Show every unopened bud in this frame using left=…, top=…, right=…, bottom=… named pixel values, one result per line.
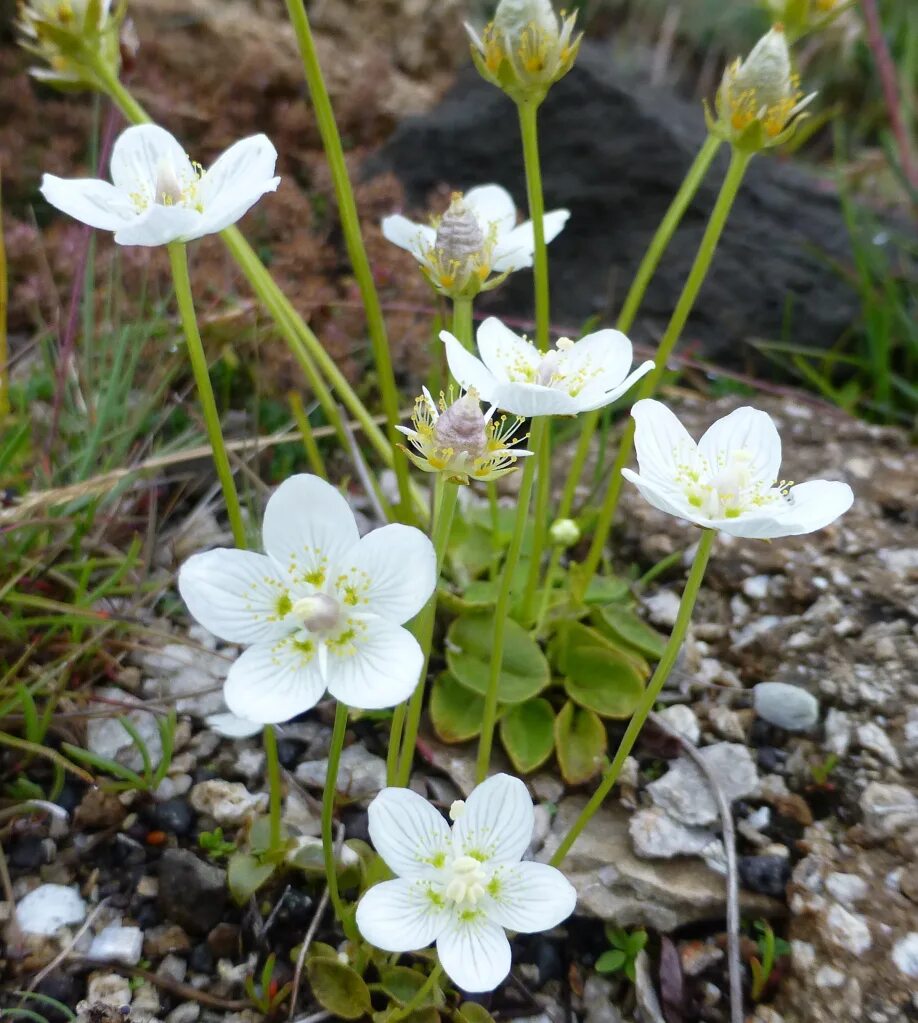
left=549, top=518, right=581, bottom=547
left=734, top=25, right=792, bottom=111
left=433, top=392, right=489, bottom=460
left=494, top=0, right=559, bottom=42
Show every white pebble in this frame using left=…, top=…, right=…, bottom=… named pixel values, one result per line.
left=891, top=933, right=918, bottom=978
left=15, top=884, right=86, bottom=936
left=753, top=682, right=819, bottom=731
left=88, top=925, right=144, bottom=965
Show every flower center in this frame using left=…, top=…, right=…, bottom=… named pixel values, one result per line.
left=533, top=337, right=587, bottom=391
left=154, top=160, right=187, bottom=206
left=444, top=855, right=489, bottom=907
left=290, top=593, right=343, bottom=634
left=676, top=448, right=783, bottom=519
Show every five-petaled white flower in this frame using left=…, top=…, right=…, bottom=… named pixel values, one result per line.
left=442, top=316, right=653, bottom=417
left=356, top=774, right=576, bottom=993
left=382, top=185, right=568, bottom=299
left=178, top=475, right=437, bottom=723
left=621, top=400, right=854, bottom=538
left=40, top=124, right=280, bottom=247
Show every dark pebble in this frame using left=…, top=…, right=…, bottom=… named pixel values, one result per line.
left=748, top=719, right=777, bottom=747
left=113, top=834, right=147, bottom=866
left=756, top=747, right=788, bottom=773
left=53, top=782, right=84, bottom=815
left=189, top=942, right=215, bottom=974
left=739, top=854, right=791, bottom=898
left=35, top=973, right=79, bottom=1020
left=276, top=738, right=304, bottom=770
left=341, top=807, right=370, bottom=843
left=192, top=767, right=218, bottom=784
left=153, top=798, right=196, bottom=836
left=158, top=849, right=227, bottom=934
left=273, top=888, right=314, bottom=927
left=532, top=937, right=563, bottom=986
left=207, top=921, right=241, bottom=958
left=10, top=835, right=46, bottom=869
left=136, top=900, right=161, bottom=929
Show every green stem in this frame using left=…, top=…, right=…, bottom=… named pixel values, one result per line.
left=576, top=148, right=751, bottom=597
left=390, top=963, right=444, bottom=1022
left=452, top=296, right=474, bottom=351
left=518, top=101, right=549, bottom=351
left=519, top=418, right=551, bottom=625
left=395, top=479, right=460, bottom=787
left=386, top=702, right=407, bottom=785
left=167, top=242, right=246, bottom=548
left=288, top=391, right=327, bottom=478
left=322, top=701, right=350, bottom=923
left=282, top=0, right=413, bottom=523
left=475, top=417, right=547, bottom=783
left=262, top=725, right=284, bottom=857
left=550, top=528, right=716, bottom=866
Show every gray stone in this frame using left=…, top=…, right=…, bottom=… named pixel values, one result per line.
left=582, top=974, right=625, bottom=1023
left=541, top=799, right=777, bottom=932
left=86, top=973, right=132, bottom=1009
left=189, top=780, right=265, bottom=826
left=295, top=743, right=387, bottom=800
left=707, top=705, right=745, bottom=742
left=657, top=704, right=700, bottom=745
left=15, top=884, right=86, bottom=936
left=859, top=782, right=918, bottom=838
left=647, top=743, right=758, bottom=827
left=824, top=873, right=868, bottom=908
left=629, top=807, right=721, bottom=861
left=825, top=903, right=871, bottom=955
left=88, top=925, right=144, bottom=965
left=823, top=708, right=852, bottom=757
left=856, top=722, right=901, bottom=768
left=165, top=1004, right=200, bottom=1023
left=86, top=687, right=163, bottom=772
left=157, top=850, right=227, bottom=935
left=753, top=683, right=819, bottom=732
left=891, top=933, right=918, bottom=979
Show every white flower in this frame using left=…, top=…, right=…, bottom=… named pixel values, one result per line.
left=205, top=712, right=264, bottom=739
left=40, top=124, right=280, bottom=247
left=383, top=186, right=568, bottom=299
left=356, top=774, right=576, bottom=993
left=709, top=25, right=815, bottom=149
left=442, top=316, right=653, bottom=417
left=396, top=387, right=532, bottom=484
left=178, top=474, right=437, bottom=723
left=621, top=400, right=854, bottom=538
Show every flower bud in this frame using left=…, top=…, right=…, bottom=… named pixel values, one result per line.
left=549, top=518, right=581, bottom=547
left=17, top=0, right=126, bottom=91
left=466, top=0, right=581, bottom=106
left=707, top=25, right=816, bottom=152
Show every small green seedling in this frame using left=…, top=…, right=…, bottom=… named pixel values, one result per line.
left=245, top=953, right=292, bottom=1015
left=595, top=925, right=648, bottom=983
left=810, top=752, right=839, bottom=786
left=198, top=827, right=237, bottom=860
left=750, top=919, right=791, bottom=1001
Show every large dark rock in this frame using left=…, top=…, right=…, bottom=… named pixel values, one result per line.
left=157, top=848, right=227, bottom=935
left=371, top=42, right=860, bottom=370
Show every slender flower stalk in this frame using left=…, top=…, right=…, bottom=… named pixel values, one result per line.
left=576, top=147, right=753, bottom=597
left=452, top=296, right=473, bottom=350
left=322, top=701, right=350, bottom=923
left=519, top=418, right=551, bottom=624
left=539, top=134, right=722, bottom=609
left=0, top=172, right=8, bottom=420
left=262, top=724, right=284, bottom=858
left=550, top=528, right=716, bottom=866
left=475, top=416, right=546, bottom=783
left=167, top=242, right=246, bottom=548
left=390, top=963, right=444, bottom=1022
left=518, top=101, right=550, bottom=352
left=395, top=477, right=460, bottom=787
left=282, top=0, right=414, bottom=523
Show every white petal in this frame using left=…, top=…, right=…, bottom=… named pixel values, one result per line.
left=323, top=615, right=424, bottom=710
left=713, top=479, right=854, bottom=539
left=382, top=214, right=435, bottom=262
left=334, top=524, right=436, bottom=623
left=557, top=329, right=634, bottom=403
left=199, top=135, right=278, bottom=207
left=578, top=360, right=654, bottom=412
left=492, top=381, right=580, bottom=417
left=190, top=176, right=280, bottom=240
left=452, top=773, right=533, bottom=864
left=698, top=406, right=782, bottom=489
left=205, top=712, right=264, bottom=738
left=620, top=468, right=700, bottom=525
left=486, top=861, right=577, bottom=933
left=109, top=124, right=194, bottom=194
left=367, top=786, right=452, bottom=879
left=39, top=175, right=136, bottom=232
left=630, top=399, right=700, bottom=490
left=442, top=331, right=501, bottom=402
left=476, top=317, right=540, bottom=383
left=112, top=203, right=203, bottom=246
left=178, top=548, right=294, bottom=644
left=223, top=637, right=326, bottom=724
left=463, top=184, right=517, bottom=236
left=491, top=208, right=570, bottom=273
left=436, top=916, right=512, bottom=993
left=261, top=474, right=360, bottom=590
left=356, top=878, right=447, bottom=952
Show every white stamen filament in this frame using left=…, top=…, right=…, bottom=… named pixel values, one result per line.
left=444, top=855, right=489, bottom=906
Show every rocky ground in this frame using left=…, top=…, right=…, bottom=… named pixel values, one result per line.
left=2, top=393, right=916, bottom=1023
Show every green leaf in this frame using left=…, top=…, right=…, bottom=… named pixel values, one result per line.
left=500, top=698, right=555, bottom=773
left=306, top=958, right=372, bottom=1020
left=560, top=624, right=645, bottom=719
left=595, top=604, right=667, bottom=660
left=446, top=612, right=550, bottom=705
left=554, top=701, right=606, bottom=784
left=595, top=949, right=626, bottom=974
left=306, top=941, right=339, bottom=961
left=583, top=575, right=631, bottom=604
left=458, top=1003, right=497, bottom=1023
left=379, top=966, right=441, bottom=1008
left=430, top=672, right=484, bottom=743
left=227, top=852, right=275, bottom=904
